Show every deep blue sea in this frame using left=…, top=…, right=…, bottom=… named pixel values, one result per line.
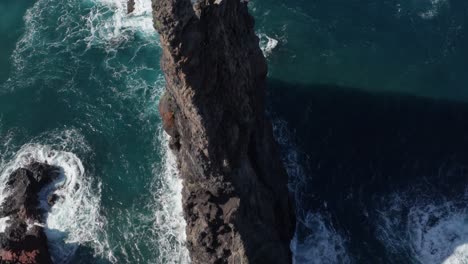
left=0, top=0, right=467, bottom=263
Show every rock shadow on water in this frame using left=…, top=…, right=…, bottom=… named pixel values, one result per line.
left=267, top=79, right=468, bottom=263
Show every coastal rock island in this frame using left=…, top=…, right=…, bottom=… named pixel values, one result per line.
left=0, top=163, right=60, bottom=264
left=153, top=0, right=296, bottom=263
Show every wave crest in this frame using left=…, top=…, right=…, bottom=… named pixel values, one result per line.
left=0, top=130, right=114, bottom=263
left=376, top=192, right=468, bottom=264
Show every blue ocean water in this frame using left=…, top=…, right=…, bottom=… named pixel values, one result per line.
left=0, top=0, right=467, bottom=263
left=0, top=1, right=187, bottom=263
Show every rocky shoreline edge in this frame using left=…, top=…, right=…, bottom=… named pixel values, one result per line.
left=153, top=0, right=296, bottom=263
left=0, top=162, right=60, bottom=264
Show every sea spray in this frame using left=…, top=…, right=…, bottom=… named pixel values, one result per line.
left=151, top=128, right=191, bottom=264
left=87, top=0, right=155, bottom=48
left=271, top=119, right=352, bottom=264
left=2, top=0, right=188, bottom=261
left=291, top=213, right=351, bottom=264
left=148, top=72, right=190, bottom=263
left=259, top=33, right=279, bottom=57
left=376, top=191, right=468, bottom=264
left=418, top=0, right=449, bottom=19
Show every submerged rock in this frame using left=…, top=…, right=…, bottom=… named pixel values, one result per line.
left=153, top=0, right=296, bottom=263
left=0, top=162, right=60, bottom=264
left=47, top=194, right=59, bottom=207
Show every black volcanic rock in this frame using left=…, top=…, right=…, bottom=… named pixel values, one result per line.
left=0, top=162, right=60, bottom=264
left=152, top=0, right=295, bottom=263
left=128, top=0, right=135, bottom=14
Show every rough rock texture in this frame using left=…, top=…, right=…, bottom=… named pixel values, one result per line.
left=152, top=0, right=296, bottom=263
left=128, top=0, right=136, bottom=14
left=0, top=162, right=60, bottom=264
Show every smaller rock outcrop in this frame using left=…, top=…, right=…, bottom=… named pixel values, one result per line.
left=127, top=0, right=136, bottom=14
left=0, top=162, right=60, bottom=264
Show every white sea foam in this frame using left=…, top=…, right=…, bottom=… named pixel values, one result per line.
left=87, top=0, right=162, bottom=110
left=148, top=79, right=190, bottom=263
left=259, top=33, right=279, bottom=57
left=5, top=0, right=180, bottom=262
left=419, top=0, right=448, bottom=19
left=151, top=130, right=191, bottom=264
left=444, top=244, right=468, bottom=264
left=376, top=192, right=468, bottom=264
left=87, top=0, right=156, bottom=49
left=0, top=217, right=10, bottom=233
left=272, top=119, right=306, bottom=194
left=291, top=213, right=351, bottom=264
left=0, top=130, right=114, bottom=263
left=272, top=119, right=351, bottom=264
left=10, top=0, right=158, bottom=80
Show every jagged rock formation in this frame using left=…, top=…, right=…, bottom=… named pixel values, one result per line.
left=152, top=0, right=296, bottom=263
left=128, top=0, right=135, bottom=14
left=0, top=163, right=60, bottom=264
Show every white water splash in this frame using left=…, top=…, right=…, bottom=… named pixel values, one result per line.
left=4, top=0, right=187, bottom=262
left=376, top=192, right=468, bottom=264
left=272, top=119, right=351, bottom=264
left=259, top=33, right=279, bottom=57
left=444, top=244, right=468, bottom=264
left=149, top=79, right=190, bottom=263
left=87, top=0, right=155, bottom=49
left=151, top=130, right=191, bottom=264
left=10, top=0, right=158, bottom=79
left=418, top=0, right=448, bottom=20
left=0, top=217, right=9, bottom=233
left=272, top=119, right=306, bottom=194
left=291, top=213, right=351, bottom=264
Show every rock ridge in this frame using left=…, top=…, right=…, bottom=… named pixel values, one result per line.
left=0, top=162, right=60, bottom=264
left=152, top=0, right=296, bottom=263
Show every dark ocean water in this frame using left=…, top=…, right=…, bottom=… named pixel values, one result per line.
left=0, top=0, right=467, bottom=263
left=254, top=0, right=468, bottom=263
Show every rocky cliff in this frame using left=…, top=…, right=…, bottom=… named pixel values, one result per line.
left=0, top=163, right=59, bottom=264
left=152, top=0, right=296, bottom=263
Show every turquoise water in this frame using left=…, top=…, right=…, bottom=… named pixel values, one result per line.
left=1, top=0, right=468, bottom=263
left=0, top=1, right=187, bottom=263
left=252, top=0, right=468, bottom=101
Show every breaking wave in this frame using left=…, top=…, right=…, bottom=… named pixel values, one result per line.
left=0, top=129, right=114, bottom=263
left=259, top=33, right=279, bottom=57
left=418, top=0, right=448, bottom=20
left=150, top=129, right=191, bottom=264
left=376, top=191, right=468, bottom=264
left=86, top=0, right=156, bottom=48
left=2, top=0, right=189, bottom=261
left=272, top=119, right=352, bottom=264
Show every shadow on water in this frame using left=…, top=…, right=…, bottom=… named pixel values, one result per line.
left=267, top=79, right=468, bottom=263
